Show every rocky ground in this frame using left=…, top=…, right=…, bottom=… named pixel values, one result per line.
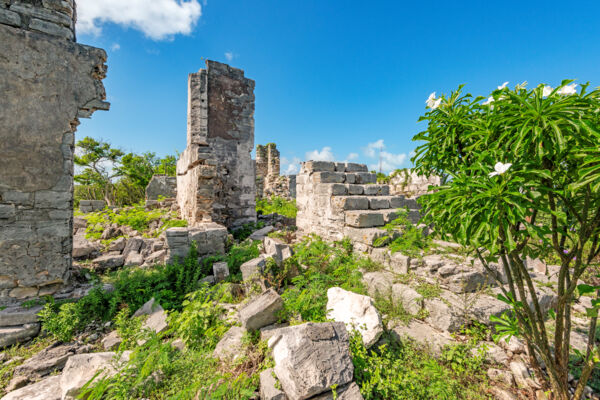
left=1, top=206, right=599, bottom=400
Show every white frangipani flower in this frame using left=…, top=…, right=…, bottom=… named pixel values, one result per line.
left=498, top=81, right=509, bottom=90
left=482, top=96, right=495, bottom=105
left=542, top=86, right=553, bottom=97
left=489, top=162, right=512, bottom=177
left=557, top=83, right=577, bottom=96
left=426, top=92, right=442, bottom=109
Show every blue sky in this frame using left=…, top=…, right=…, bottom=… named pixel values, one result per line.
left=76, top=0, right=600, bottom=174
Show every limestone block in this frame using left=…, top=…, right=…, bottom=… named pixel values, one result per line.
left=362, top=271, right=395, bottom=297
left=213, top=326, right=246, bottom=362
left=132, top=297, right=162, bottom=318
left=347, top=184, right=364, bottom=195
left=424, top=295, right=464, bottom=332
left=91, top=254, right=124, bottom=270
left=61, top=352, right=131, bottom=400
left=144, top=250, right=166, bottom=265
left=124, top=251, right=144, bottom=267
left=312, top=171, right=346, bottom=184
left=334, top=162, right=346, bottom=172
left=389, top=252, right=409, bottom=274
left=260, top=368, right=287, bottom=400
left=355, top=172, right=376, bottom=184
left=0, top=8, right=21, bottom=26
left=345, top=163, right=368, bottom=172
left=369, top=197, right=390, bottom=210
left=509, top=360, right=531, bottom=389
left=326, top=287, right=383, bottom=347
left=241, top=256, right=266, bottom=281
left=332, top=196, right=369, bottom=211
left=0, top=323, right=40, bottom=348
left=108, top=237, right=126, bottom=252
left=249, top=225, right=274, bottom=241
left=239, top=289, right=283, bottom=331
left=344, top=210, right=385, bottom=228
left=14, top=342, right=80, bottom=378
left=0, top=306, right=40, bottom=327
left=213, top=262, right=229, bottom=282
left=345, top=173, right=356, bottom=184
left=1, top=375, right=61, bottom=400
left=363, top=185, right=390, bottom=196
left=145, top=175, right=177, bottom=200
left=390, top=320, right=456, bottom=356
left=303, top=161, right=335, bottom=173
left=391, top=283, right=423, bottom=315
left=472, top=342, right=509, bottom=365
left=310, top=382, right=364, bottom=400
left=268, top=322, right=354, bottom=400
left=101, top=331, right=122, bottom=350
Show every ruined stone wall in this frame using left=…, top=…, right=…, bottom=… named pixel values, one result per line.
left=0, top=0, right=109, bottom=304
left=389, top=170, right=440, bottom=197
left=177, top=61, right=256, bottom=228
left=255, top=143, right=296, bottom=199
left=296, top=161, right=421, bottom=252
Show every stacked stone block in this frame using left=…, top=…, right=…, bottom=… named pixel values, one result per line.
left=0, top=0, right=109, bottom=305
left=145, top=175, right=177, bottom=201
left=296, top=161, right=421, bottom=252
left=389, top=169, right=440, bottom=197
left=177, top=60, right=256, bottom=228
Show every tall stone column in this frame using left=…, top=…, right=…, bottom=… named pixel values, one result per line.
left=0, top=0, right=109, bottom=304
left=177, top=60, right=256, bottom=228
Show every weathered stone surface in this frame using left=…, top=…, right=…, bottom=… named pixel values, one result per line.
left=213, top=261, right=229, bottom=282
left=390, top=319, right=456, bottom=356
left=133, top=297, right=162, bottom=318
left=345, top=211, right=385, bottom=228
left=177, top=60, right=256, bottom=228
left=362, top=271, right=394, bottom=297
left=213, top=326, right=246, bottom=362
left=326, top=287, right=383, bottom=347
left=391, top=283, right=423, bottom=315
left=0, top=306, right=40, bottom=327
left=1, top=375, right=61, bottom=400
left=101, top=330, right=122, bottom=350
left=14, top=342, right=80, bottom=378
left=239, top=289, right=283, bottom=331
left=260, top=368, right=287, bottom=400
left=264, top=237, right=293, bottom=266
left=256, top=143, right=296, bottom=200
left=124, top=251, right=144, bottom=267
left=60, top=352, right=131, bottom=400
left=268, top=322, right=354, bottom=400
left=91, top=254, right=124, bottom=270
left=241, top=256, right=266, bottom=281
left=509, top=360, right=531, bottom=389
left=165, top=224, right=228, bottom=263
left=145, top=175, right=177, bottom=200
left=72, top=234, right=97, bottom=258
left=0, top=21, right=108, bottom=303
left=0, top=324, right=40, bottom=348
left=79, top=200, right=106, bottom=213
left=310, top=382, right=364, bottom=400
left=249, top=225, right=274, bottom=241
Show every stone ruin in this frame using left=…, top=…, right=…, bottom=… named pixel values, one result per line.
left=145, top=175, right=177, bottom=201
left=0, top=0, right=109, bottom=305
left=389, top=169, right=440, bottom=197
left=177, top=60, right=257, bottom=229
left=255, top=143, right=296, bottom=199
left=296, top=161, right=421, bottom=253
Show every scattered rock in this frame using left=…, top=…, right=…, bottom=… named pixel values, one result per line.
left=269, top=322, right=354, bottom=400
left=60, top=352, right=131, bottom=400
left=72, top=235, right=98, bottom=259
left=490, top=387, right=518, bottom=400
left=472, top=342, right=509, bottom=366
left=1, top=375, right=61, bottom=400
left=14, top=342, right=80, bottom=378
left=264, top=237, right=293, bottom=266
left=213, top=326, right=246, bottom=362
left=249, top=225, right=275, bottom=241
left=5, top=375, right=29, bottom=392
left=488, top=367, right=515, bottom=387
left=132, top=298, right=162, bottom=318
left=260, top=323, right=290, bottom=342
left=241, top=256, right=266, bottom=281
left=108, top=237, right=126, bottom=252
left=391, top=283, right=423, bottom=315
left=260, top=368, right=287, bottom=400
left=390, top=319, right=456, bottom=356
left=362, top=271, right=394, bottom=297
left=498, top=336, right=526, bottom=354
left=509, top=360, right=531, bottom=389
left=310, top=382, right=364, bottom=400
left=239, top=289, right=284, bottom=331
left=91, top=254, right=124, bottom=270
left=213, top=262, right=230, bottom=282
left=101, top=331, right=122, bottom=350
left=0, top=306, right=41, bottom=327
left=124, top=251, right=144, bottom=267
left=326, top=287, right=383, bottom=347
left=0, top=323, right=40, bottom=348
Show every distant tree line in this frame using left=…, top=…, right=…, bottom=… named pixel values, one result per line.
left=74, top=136, right=177, bottom=207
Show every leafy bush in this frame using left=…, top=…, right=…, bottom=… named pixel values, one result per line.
left=231, top=221, right=265, bottom=241
left=350, top=332, right=489, bottom=400
left=256, top=196, right=297, bottom=218
left=374, top=208, right=431, bottom=258
left=279, top=236, right=367, bottom=322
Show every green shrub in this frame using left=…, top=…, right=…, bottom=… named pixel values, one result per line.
left=374, top=208, right=431, bottom=258
left=256, top=196, right=297, bottom=218
left=350, top=332, right=489, bottom=400
left=231, top=221, right=265, bottom=241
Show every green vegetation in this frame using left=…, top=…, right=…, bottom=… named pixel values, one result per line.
left=80, top=203, right=187, bottom=240
left=256, top=196, right=297, bottom=218
left=413, top=81, right=600, bottom=398
left=350, top=332, right=489, bottom=399
left=374, top=208, right=431, bottom=258
left=74, top=136, right=177, bottom=207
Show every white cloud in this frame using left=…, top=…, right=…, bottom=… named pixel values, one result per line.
left=224, top=51, right=234, bottom=62
left=110, top=43, right=120, bottom=51
left=362, top=139, right=407, bottom=173
left=77, top=0, right=202, bottom=40
left=347, top=152, right=359, bottom=161
left=281, top=156, right=301, bottom=175
left=305, top=147, right=335, bottom=162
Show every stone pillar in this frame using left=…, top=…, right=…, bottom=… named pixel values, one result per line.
left=177, top=60, right=256, bottom=228
left=266, top=143, right=280, bottom=177
left=0, top=0, right=109, bottom=304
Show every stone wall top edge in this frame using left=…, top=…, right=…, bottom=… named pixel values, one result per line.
left=1, top=0, right=76, bottom=40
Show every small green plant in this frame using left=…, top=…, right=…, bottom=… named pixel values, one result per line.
left=232, top=221, right=265, bottom=241
left=256, top=196, right=297, bottom=218
left=374, top=208, right=431, bottom=258
left=114, top=306, right=144, bottom=349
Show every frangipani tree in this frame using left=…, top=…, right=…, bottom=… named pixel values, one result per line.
left=413, top=81, right=600, bottom=399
